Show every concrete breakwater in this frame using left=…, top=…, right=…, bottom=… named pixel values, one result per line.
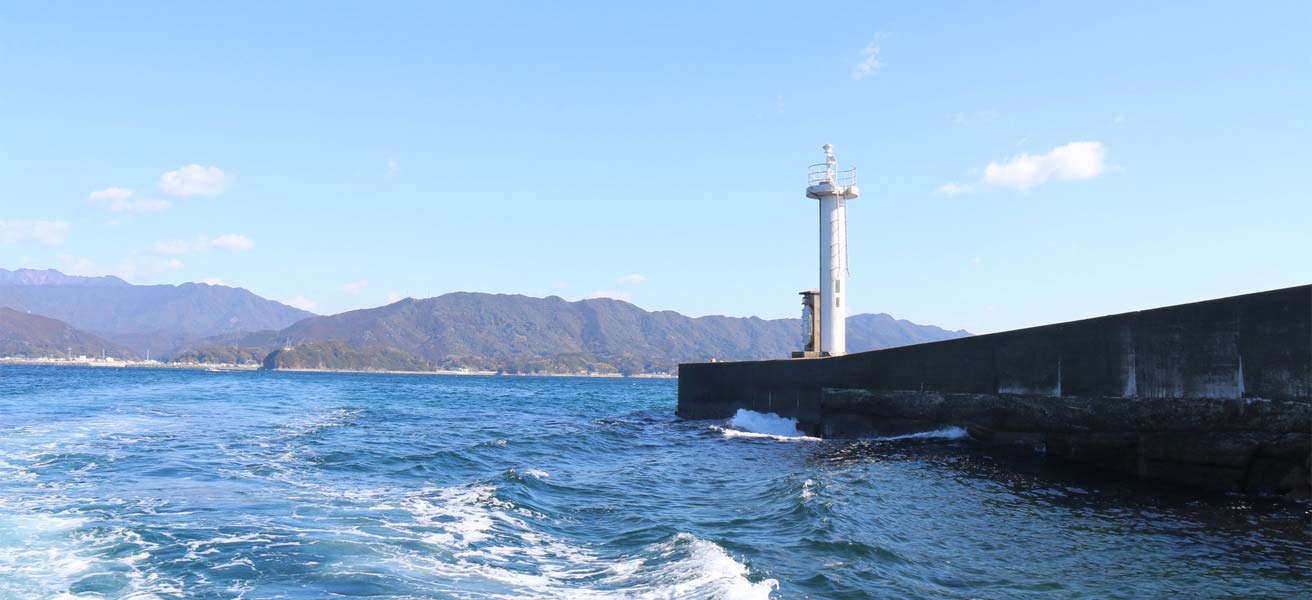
left=678, top=285, right=1311, bottom=496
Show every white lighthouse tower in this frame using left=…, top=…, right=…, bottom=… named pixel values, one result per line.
left=806, top=144, right=859, bottom=356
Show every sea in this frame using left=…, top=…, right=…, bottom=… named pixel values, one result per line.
left=0, top=365, right=1307, bottom=599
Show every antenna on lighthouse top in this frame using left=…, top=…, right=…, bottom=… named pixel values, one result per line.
left=823, top=143, right=836, bottom=166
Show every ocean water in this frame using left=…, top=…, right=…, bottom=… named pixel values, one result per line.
left=0, top=366, right=1307, bottom=599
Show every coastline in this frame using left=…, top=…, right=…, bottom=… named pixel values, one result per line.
left=0, top=358, right=258, bottom=371
left=0, top=359, right=675, bottom=379
left=264, top=367, right=676, bottom=379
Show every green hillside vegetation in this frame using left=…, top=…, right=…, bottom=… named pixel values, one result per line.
left=195, top=292, right=969, bottom=375
left=0, top=307, right=138, bottom=359
left=262, top=342, right=433, bottom=372
left=171, top=346, right=269, bottom=365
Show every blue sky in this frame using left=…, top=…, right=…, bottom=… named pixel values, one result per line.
left=2, top=2, right=1308, bottom=333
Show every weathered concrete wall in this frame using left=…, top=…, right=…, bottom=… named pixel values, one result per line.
left=678, top=285, right=1311, bottom=496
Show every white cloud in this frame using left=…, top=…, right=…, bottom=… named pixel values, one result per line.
left=89, top=187, right=132, bottom=203
left=201, top=277, right=227, bottom=286
left=937, top=182, right=973, bottom=195
left=61, top=255, right=181, bottom=282
left=341, top=280, right=369, bottom=295
left=87, top=187, right=172, bottom=213
left=158, top=164, right=231, bottom=198
left=590, top=290, right=632, bottom=302
left=852, top=39, right=881, bottom=80
left=282, top=295, right=320, bottom=313
left=154, top=233, right=254, bottom=255
left=211, top=233, right=254, bottom=251
left=114, top=257, right=183, bottom=281
left=617, top=273, right=645, bottom=284
left=0, top=220, right=69, bottom=245
left=982, top=141, right=1106, bottom=191
left=60, top=255, right=102, bottom=276
left=386, top=158, right=400, bottom=178
left=154, top=239, right=193, bottom=255
left=1113, top=115, right=1126, bottom=125
left=385, top=291, right=407, bottom=304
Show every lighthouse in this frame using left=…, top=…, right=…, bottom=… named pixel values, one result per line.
left=805, top=144, right=859, bottom=356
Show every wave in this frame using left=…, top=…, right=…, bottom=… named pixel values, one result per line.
left=872, top=426, right=970, bottom=442
left=598, top=533, right=778, bottom=599
left=312, top=482, right=777, bottom=599
left=0, top=509, right=180, bottom=600
left=274, top=407, right=361, bottom=439
left=711, top=409, right=820, bottom=442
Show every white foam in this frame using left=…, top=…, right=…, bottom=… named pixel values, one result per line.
left=873, top=426, right=970, bottom=441
left=713, top=410, right=820, bottom=442
left=0, top=510, right=177, bottom=599
left=599, top=533, right=778, bottom=600
left=275, top=407, right=360, bottom=439
left=314, top=482, right=777, bottom=599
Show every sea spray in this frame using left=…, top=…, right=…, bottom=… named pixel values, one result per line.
left=872, top=426, right=970, bottom=442
left=712, top=409, right=821, bottom=441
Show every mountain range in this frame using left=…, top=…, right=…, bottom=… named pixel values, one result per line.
left=0, top=268, right=970, bottom=373
left=0, top=307, right=137, bottom=359
left=0, top=268, right=313, bottom=355
left=213, top=292, right=970, bottom=374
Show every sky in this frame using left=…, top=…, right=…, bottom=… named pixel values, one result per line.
left=1, top=1, right=1309, bottom=334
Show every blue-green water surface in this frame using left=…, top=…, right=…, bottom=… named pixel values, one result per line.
left=0, top=366, right=1307, bottom=598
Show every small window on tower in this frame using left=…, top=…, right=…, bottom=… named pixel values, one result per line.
left=835, top=297, right=841, bottom=308
left=835, top=280, right=841, bottom=293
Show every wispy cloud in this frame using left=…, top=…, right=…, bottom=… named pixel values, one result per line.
left=852, top=39, right=881, bottom=80
left=211, top=234, right=254, bottom=251
left=386, top=158, right=400, bottom=178
left=282, top=295, right=320, bottom=313
left=154, top=234, right=255, bottom=255
left=941, top=141, right=1107, bottom=194
left=60, top=254, right=183, bottom=282
left=590, top=290, right=632, bottom=302
left=937, top=182, right=973, bottom=195
left=0, top=220, right=69, bottom=245
left=617, top=273, right=645, bottom=284
left=158, top=165, right=231, bottom=198
left=60, top=255, right=102, bottom=277
left=87, top=187, right=172, bottom=213
left=341, top=280, right=369, bottom=295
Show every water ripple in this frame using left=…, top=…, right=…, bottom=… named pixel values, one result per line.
left=0, top=366, right=1307, bottom=599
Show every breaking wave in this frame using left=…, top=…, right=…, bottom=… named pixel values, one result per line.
left=873, top=426, right=970, bottom=442
left=711, top=409, right=821, bottom=442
